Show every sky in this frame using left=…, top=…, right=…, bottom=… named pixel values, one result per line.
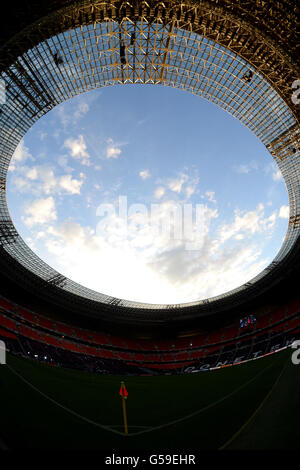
left=6, top=84, right=290, bottom=304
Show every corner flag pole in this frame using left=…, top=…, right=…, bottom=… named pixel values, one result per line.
left=122, top=396, right=128, bottom=436
left=119, top=381, right=128, bottom=435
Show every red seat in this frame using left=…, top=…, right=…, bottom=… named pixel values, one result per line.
left=271, top=308, right=286, bottom=323
left=285, top=316, right=300, bottom=331
left=258, top=315, right=271, bottom=329
left=288, top=298, right=300, bottom=315
left=0, top=314, right=18, bottom=332
left=18, top=308, right=36, bottom=323
left=0, top=326, right=17, bottom=339
left=39, top=317, right=56, bottom=331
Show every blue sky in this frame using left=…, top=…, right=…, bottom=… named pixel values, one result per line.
left=7, top=85, right=289, bottom=304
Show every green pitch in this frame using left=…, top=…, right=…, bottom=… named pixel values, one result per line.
left=0, top=348, right=298, bottom=450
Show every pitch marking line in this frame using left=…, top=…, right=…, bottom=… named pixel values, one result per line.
left=219, top=357, right=289, bottom=449
left=6, top=360, right=278, bottom=438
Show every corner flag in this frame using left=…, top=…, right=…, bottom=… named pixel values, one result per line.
left=119, top=381, right=128, bottom=399
left=119, top=381, right=128, bottom=435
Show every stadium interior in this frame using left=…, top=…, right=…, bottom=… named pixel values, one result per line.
left=0, top=0, right=299, bottom=452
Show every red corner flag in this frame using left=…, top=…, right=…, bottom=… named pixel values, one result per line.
left=119, top=381, right=129, bottom=435
left=119, top=381, right=128, bottom=399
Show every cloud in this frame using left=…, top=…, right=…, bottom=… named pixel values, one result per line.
left=47, top=219, right=98, bottom=250
left=185, top=185, right=196, bottom=199
left=12, top=176, right=32, bottom=192
left=11, top=165, right=84, bottom=196
left=9, top=140, right=33, bottom=172
left=205, top=191, right=216, bottom=203
left=168, top=173, right=188, bottom=193
left=26, top=168, right=38, bottom=180
left=35, top=167, right=57, bottom=194
left=272, top=168, right=283, bottom=182
left=23, top=197, right=57, bottom=227
left=59, top=174, right=84, bottom=195
left=263, top=211, right=277, bottom=230
left=182, top=174, right=200, bottom=200
left=57, top=155, right=74, bottom=173
left=279, top=205, right=289, bottom=219
left=218, top=203, right=277, bottom=243
left=39, top=131, right=47, bottom=141
left=106, top=147, right=121, bottom=159
left=64, top=135, right=90, bottom=166
left=147, top=238, right=267, bottom=301
left=21, top=189, right=281, bottom=304
left=233, top=160, right=258, bottom=174
left=74, top=102, right=89, bottom=121
left=154, top=187, right=165, bottom=199
left=154, top=170, right=199, bottom=202
left=139, top=169, right=151, bottom=180
left=91, top=198, right=273, bottom=302
left=265, top=162, right=283, bottom=182
left=106, top=138, right=122, bottom=159
left=57, top=100, right=90, bottom=128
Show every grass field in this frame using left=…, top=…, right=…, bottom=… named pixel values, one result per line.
left=0, top=348, right=298, bottom=451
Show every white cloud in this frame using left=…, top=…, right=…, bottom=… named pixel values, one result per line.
left=59, top=174, right=83, bottom=195
left=57, top=155, right=74, bottom=173
left=22, top=188, right=281, bottom=304
left=9, top=140, right=33, bottom=172
left=47, top=220, right=97, bottom=250
left=39, top=131, right=47, bottom=141
left=205, top=190, right=216, bottom=203
left=105, top=138, right=124, bottom=160
left=64, top=135, right=90, bottom=166
left=57, top=101, right=90, bottom=128
left=265, top=162, right=283, bottom=182
left=13, top=176, right=32, bottom=192
left=36, top=231, right=46, bottom=239
left=92, top=198, right=272, bottom=302
left=106, top=140, right=122, bottom=159
left=185, top=185, right=196, bottom=199
left=154, top=187, right=165, bottom=199
left=279, top=205, right=289, bottom=219
left=272, top=168, right=283, bottom=182
left=26, top=168, right=38, bottom=180
left=23, top=197, right=57, bottom=227
left=74, top=102, right=89, bottom=121
left=263, top=211, right=277, bottom=231
left=36, top=167, right=57, bottom=194
left=183, top=174, right=200, bottom=200
left=218, top=203, right=277, bottom=243
left=168, top=173, right=188, bottom=193
left=139, top=169, right=151, bottom=180
left=12, top=164, right=84, bottom=196
left=233, top=160, right=258, bottom=174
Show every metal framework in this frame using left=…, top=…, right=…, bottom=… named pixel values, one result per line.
left=47, top=274, right=68, bottom=288
left=0, top=219, right=18, bottom=245
left=0, top=0, right=299, bottom=320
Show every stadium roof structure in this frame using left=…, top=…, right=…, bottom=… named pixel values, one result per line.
left=0, top=0, right=299, bottom=330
